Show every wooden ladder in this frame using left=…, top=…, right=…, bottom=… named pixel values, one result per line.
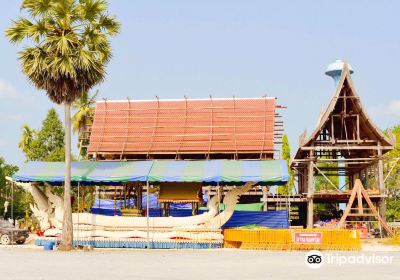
left=337, top=179, right=394, bottom=236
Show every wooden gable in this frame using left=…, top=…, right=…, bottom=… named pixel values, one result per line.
left=294, top=63, right=394, bottom=161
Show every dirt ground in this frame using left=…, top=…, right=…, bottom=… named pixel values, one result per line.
left=0, top=240, right=399, bottom=280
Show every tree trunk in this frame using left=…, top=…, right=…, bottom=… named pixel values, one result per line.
left=59, top=102, right=74, bottom=251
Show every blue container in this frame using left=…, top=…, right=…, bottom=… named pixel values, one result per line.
left=44, top=241, right=55, bottom=251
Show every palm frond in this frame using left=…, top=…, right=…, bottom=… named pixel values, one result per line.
left=21, top=0, right=53, bottom=17
left=7, top=0, right=119, bottom=105
left=5, top=18, right=34, bottom=43
left=97, top=15, right=121, bottom=35
left=77, top=0, right=108, bottom=21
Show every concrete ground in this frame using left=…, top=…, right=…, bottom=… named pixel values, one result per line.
left=0, top=245, right=399, bottom=280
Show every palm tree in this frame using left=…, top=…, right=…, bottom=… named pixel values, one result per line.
left=6, top=0, right=120, bottom=250
left=72, top=89, right=99, bottom=159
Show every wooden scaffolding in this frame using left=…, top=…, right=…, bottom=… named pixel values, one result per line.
left=291, top=62, right=395, bottom=229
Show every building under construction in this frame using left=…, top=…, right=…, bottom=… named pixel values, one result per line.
left=78, top=60, right=395, bottom=231
left=291, top=60, right=395, bottom=230
left=80, top=97, right=286, bottom=215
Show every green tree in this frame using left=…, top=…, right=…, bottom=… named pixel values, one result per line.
left=278, top=134, right=294, bottom=194
left=19, top=108, right=65, bottom=161
left=314, top=162, right=339, bottom=191
left=18, top=125, right=36, bottom=155
left=384, top=125, right=400, bottom=221
left=0, top=157, right=23, bottom=218
left=72, top=90, right=98, bottom=159
left=6, top=0, right=120, bottom=250
left=37, top=108, right=65, bottom=161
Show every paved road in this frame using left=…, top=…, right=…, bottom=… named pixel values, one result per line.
left=0, top=247, right=399, bottom=280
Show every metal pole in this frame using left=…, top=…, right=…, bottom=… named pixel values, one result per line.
left=146, top=181, right=150, bottom=249
left=11, top=182, right=14, bottom=222
left=77, top=182, right=80, bottom=242
left=11, top=182, right=14, bottom=245
left=217, top=182, right=222, bottom=229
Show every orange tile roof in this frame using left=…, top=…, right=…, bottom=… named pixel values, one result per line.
left=87, top=97, right=276, bottom=157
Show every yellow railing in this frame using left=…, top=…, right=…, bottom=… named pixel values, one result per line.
left=223, top=228, right=361, bottom=251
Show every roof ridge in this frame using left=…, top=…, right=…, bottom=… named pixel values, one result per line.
left=96, top=97, right=276, bottom=103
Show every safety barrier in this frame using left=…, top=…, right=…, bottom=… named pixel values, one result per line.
left=35, top=238, right=222, bottom=249
left=223, top=228, right=361, bottom=251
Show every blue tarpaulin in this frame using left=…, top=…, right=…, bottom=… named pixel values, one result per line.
left=91, top=195, right=160, bottom=215
left=222, top=210, right=289, bottom=228
left=90, top=201, right=289, bottom=229
left=147, top=209, right=289, bottom=229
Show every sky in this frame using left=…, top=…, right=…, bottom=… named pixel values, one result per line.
left=0, top=0, right=399, bottom=166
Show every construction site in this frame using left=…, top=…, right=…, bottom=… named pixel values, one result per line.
left=8, top=60, right=399, bottom=251
left=70, top=60, right=398, bottom=237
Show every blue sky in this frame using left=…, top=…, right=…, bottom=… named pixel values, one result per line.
left=1, top=0, right=399, bottom=166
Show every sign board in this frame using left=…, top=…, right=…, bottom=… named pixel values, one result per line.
left=293, top=232, right=322, bottom=244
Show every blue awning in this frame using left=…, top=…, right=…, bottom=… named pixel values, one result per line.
left=148, top=160, right=289, bottom=185
left=12, top=161, right=153, bottom=183
left=13, top=160, right=289, bottom=185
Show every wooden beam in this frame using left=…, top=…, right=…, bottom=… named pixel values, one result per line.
left=314, top=165, right=340, bottom=191
left=337, top=180, right=358, bottom=228
left=384, top=158, right=400, bottom=183
left=377, top=143, right=386, bottom=222
left=301, top=146, right=393, bottom=151
left=337, top=179, right=393, bottom=236
left=262, top=186, right=268, bottom=211
left=357, top=181, right=363, bottom=214
left=307, top=151, right=314, bottom=229
left=360, top=184, right=393, bottom=236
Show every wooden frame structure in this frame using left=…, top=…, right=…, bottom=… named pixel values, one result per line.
left=337, top=179, right=393, bottom=236
left=291, top=63, right=395, bottom=228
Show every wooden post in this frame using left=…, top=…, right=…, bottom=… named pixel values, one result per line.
left=137, top=185, right=142, bottom=211
left=364, top=167, right=369, bottom=188
left=301, top=170, right=305, bottom=194
left=123, top=185, right=127, bottom=209
left=307, top=152, right=314, bottom=228
left=349, top=174, right=354, bottom=190
left=146, top=181, right=150, bottom=249
left=206, top=186, right=211, bottom=203
left=119, top=188, right=123, bottom=209
left=114, top=186, right=117, bottom=216
left=262, top=186, right=268, bottom=211
left=377, top=143, right=386, bottom=222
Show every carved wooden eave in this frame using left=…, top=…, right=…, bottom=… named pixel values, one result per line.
left=291, top=63, right=395, bottom=168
